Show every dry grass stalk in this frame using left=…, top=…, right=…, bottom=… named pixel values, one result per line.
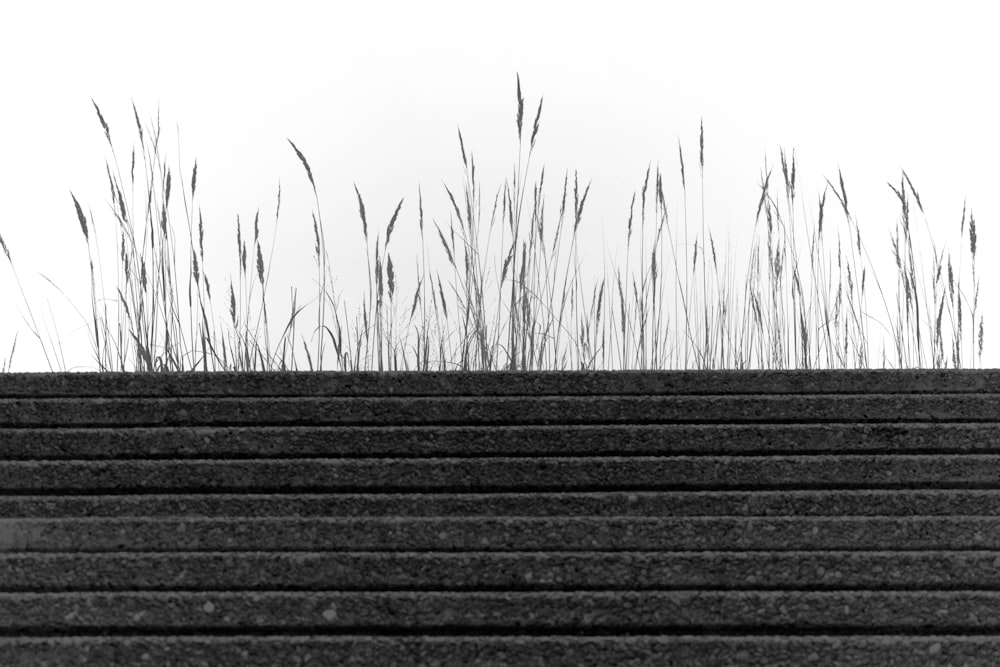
left=0, top=78, right=986, bottom=372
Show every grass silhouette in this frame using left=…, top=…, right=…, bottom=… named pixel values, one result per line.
left=0, top=77, right=984, bottom=372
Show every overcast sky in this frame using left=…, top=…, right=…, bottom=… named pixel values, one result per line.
left=1, top=1, right=996, bottom=370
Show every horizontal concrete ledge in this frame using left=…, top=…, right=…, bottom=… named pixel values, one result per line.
left=7, top=516, right=1000, bottom=553
left=4, top=552, right=1000, bottom=591
left=1, top=369, right=999, bottom=397
left=1, top=635, right=986, bottom=667
left=5, top=490, right=1000, bottom=518
left=3, top=424, right=1000, bottom=459
left=5, top=456, right=1000, bottom=492
left=3, top=395, right=999, bottom=427
left=8, top=591, right=1000, bottom=632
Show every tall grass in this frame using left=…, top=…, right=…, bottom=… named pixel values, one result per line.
left=0, top=77, right=985, bottom=372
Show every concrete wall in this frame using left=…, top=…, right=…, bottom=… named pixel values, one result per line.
left=2, top=370, right=1000, bottom=665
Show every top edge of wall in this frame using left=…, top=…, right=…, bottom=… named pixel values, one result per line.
left=0, top=370, right=998, bottom=397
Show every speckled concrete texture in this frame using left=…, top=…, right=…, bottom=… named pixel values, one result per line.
left=1, top=394, right=999, bottom=427
left=4, top=636, right=999, bottom=667
left=3, top=455, right=1000, bottom=493
left=1, top=370, right=999, bottom=665
left=6, top=515, right=1000, bottom=552
left=1, top=368, right=999, bottom=397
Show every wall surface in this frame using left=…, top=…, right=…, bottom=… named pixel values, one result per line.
left=2, top=371, right=1000, bottom=665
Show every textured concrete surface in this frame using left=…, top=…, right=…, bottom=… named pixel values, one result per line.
left=2, top=370, right=1000, bottom=665
left=1, top=368, right=1000, bottom=396
left=6, top=515, right=1000, bottom=552
left=6, top=590, right=1000, bottom=631
left=3, top=455, right=1000, bottom=492
left=4, top=551, right=1000, bottom=591
left=3, top=489, right=1000, bottom=518
left=2, top=423, right=1000, bottom=459
left=2, top=394, right=1000, bottom=427
left=3, top=636, right=998, bottom=667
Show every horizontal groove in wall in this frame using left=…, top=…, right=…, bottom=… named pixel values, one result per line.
left=11, top=628, right=1000, bottom=639
left=9, top=484, right=1000, bottom=497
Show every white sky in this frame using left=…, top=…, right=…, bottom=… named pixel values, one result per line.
left=1, top=1, right=997, bottom=370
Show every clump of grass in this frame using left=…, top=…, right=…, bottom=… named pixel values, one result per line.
left=0, top=77, right=986, bottom=372
left=56, top=102, right=303, bottom=371
left=332, top=77, right=984, bottom=372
